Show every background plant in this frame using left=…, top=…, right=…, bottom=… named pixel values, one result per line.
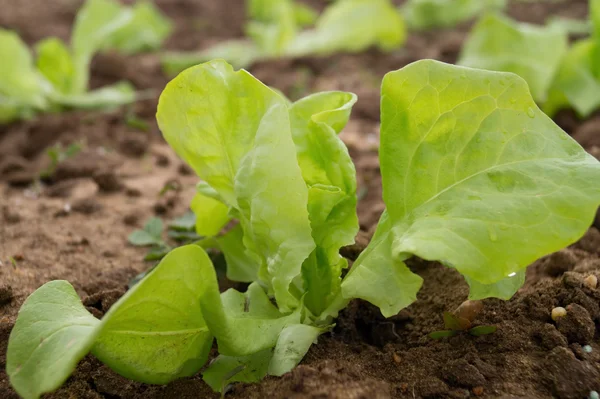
left=0, top=0, right=171, bottom=124
left=162, top=0, right=405, bottom=75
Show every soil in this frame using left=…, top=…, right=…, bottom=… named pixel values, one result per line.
left=1, top=0, right=599, bottom=398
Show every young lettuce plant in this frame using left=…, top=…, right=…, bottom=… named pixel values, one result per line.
left=162, top=0, right=404, bottom=75
left=7, top=60, right=600, bottom=399
left=402, top=0, right=506, bottom=30
left=458, top=13, right=567, bottom=103
left=544, top=0, right=600, bottom=118
left=0, top=0, right=172, bottom=124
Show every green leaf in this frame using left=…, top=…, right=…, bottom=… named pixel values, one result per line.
left=403, top=0, right=506, bottom=30
left=0, top=28, right=47, bottom=111
left=429, top=330, right=459, bottom=339
left=127, top=230, right=159, bottom=246
left=466, top=269, right=525, bottom=300
left=544, top=40, right=600, bottom=118
left=103, top=1, right=172, bottom=54
left=6, top=281, right=101, bottom=399
left=458, top=13, right=567, bottom=102
left=35, top=37, right=74, bottom=95
left=157, top=60, right=315, bottom=311
left=190, top=191, right=230, bottom=237
left=169, top=211, right=197, bottom=232
left=286, top=0, right=405, bottom=57
left=378, top=59, right=600, bottom=290
left=202, top=350, right=272, bottom=392
left=246, top=0, right=299, bottom=55
left=341, top=212, right=423, bottom=318
left=92, top=245, right=214, bottom=384
left=216, top=224, right=260, bottom=283
left=71, top=0, right=133, bottom=94
left=469, top=325, right=497, bottom=336
left=144, top=217, right=164, bottom=238
left=288, top=91, right=359, bottom=316
left=54, top=81, right=136, bottom=110
left=205, top=283, right=302, bottom=357
left=268, top=324, right=323, bottom=376
left=161, top=40, right=265, bottom=76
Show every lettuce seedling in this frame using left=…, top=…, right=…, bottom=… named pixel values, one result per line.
left=0, top=0, right=172, bottom=124
left=458, top=13, right=567, bottom=103
left=7, top=60, right=600, bottom=398
left=162, top=0, right=405, bottom=75
left=402, top=0, right=506, bottom=30
left=341, top=60, right=600, bottom=317
left=544, top=0, right=600, bottom=118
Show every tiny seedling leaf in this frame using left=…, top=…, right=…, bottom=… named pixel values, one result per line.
left=469, top=325, right=497, bottom=336
left=429, top=330, right=460, bottom=340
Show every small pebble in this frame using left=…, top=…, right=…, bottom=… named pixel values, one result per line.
left=551, top=307, right=567, bottom=321
left=583, top=345, right=593, bottom=353
left=590, top=391, right=599, bottom=399
left=584, top=275, right=598, bottom=290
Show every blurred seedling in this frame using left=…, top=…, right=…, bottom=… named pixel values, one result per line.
left=127, top=217, right=172, bottom=261
left=40, top=141, right=84, bottom=178
left=429, top=300, right=497, bottom=339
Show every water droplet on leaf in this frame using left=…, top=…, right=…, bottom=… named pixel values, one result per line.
left=526, top=108, right=535, bottom=118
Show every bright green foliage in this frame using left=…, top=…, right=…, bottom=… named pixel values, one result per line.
left=9, top=60, right=600, bottom=397
left=102, top=1, right=173, bottom=55
left=458, top=13, right=567, bottom=102
left=6, top=281, right=102, bottom=399
left=0, top=0, right=172, bottom=124
left=402, top=0, right=506, bottom=30
left=161, top=0, right=405, bottom=74
left=342, top=60, right=600, bottom=317
left=0, top=30, right=48, bottom=123
left=544, top=0, right=600, bottom=117
left=285, top=0, right=405, bottom=57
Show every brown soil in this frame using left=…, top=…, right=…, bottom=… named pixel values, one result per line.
left=1, top=0, right=599, bottom=398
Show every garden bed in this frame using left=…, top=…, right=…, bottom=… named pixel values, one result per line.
left=1, top=0, right=599, bottom=398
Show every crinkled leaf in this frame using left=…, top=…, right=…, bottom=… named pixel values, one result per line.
left=0, top=28, right=47, bottom=111
left=544, top=40, right=600, bottom=118
left=288, top=92, right=359, bottom=316
left=6, top=281, right=101, bottom=399
left=378, top=59, right=600, bottom=291
left=104, top=1, right=172, bottom=54
left=466, top=269, right=525, bottom=300
left=202, top=350, right=272, bottom=392
left=190, top=191, right=230, bottom=237
left=206, top=283, right=301, bottom=356
left=268, top=324, right=323, bottom=376
left=92, top=246, right=214, bottom=384
left=287, top=0, right=405, bottom=57
left=157, top=60, right=315, bottom=311
left=216, top=224, right=260, bottom=283
left=35, top=37, right=74, bottom=95
left=71, top=0, right=133, bottom=94
left=403, top=0, right=506, bottom=30
left=458, top=13, right=567, bottom=102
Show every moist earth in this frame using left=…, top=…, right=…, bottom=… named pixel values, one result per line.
left=1, top=0, right=599, bottom=398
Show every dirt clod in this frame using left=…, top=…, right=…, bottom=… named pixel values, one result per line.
left=556, top=304, right=596, bottom=344
left=439, top=359, right=486, bottom=388
left=0, top=285, right=14, bottom=305
left=93, top=170, right=122, bottom=193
